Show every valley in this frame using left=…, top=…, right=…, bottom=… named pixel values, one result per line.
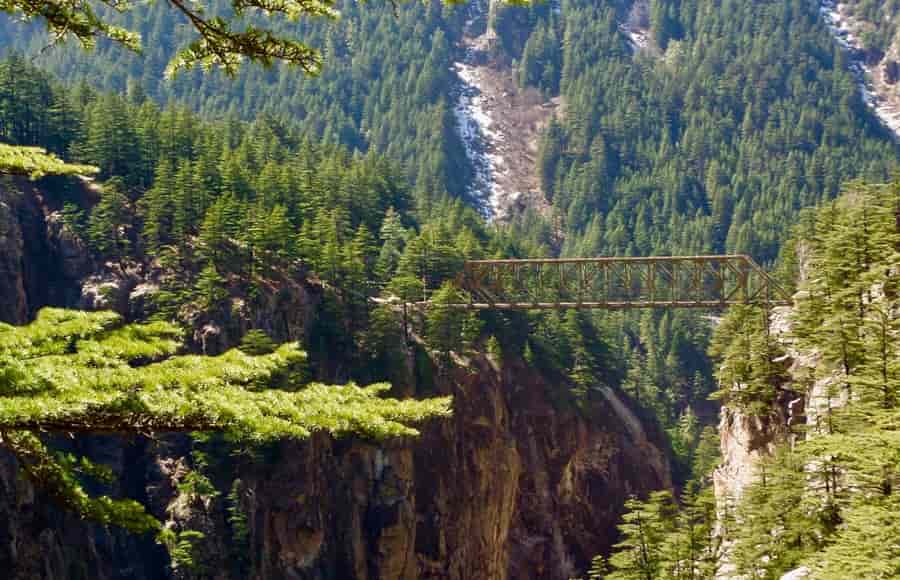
left=0, top=0, right=898, bottom=578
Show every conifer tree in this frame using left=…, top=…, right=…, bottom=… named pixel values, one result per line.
left=375, top=207, right=406, bottom=282
left=142, top=159, right=176, bottom=253
left=425, top=282, right=482, bottom=361
left=0, top=308, right=452, bottom=532
left=195, top=263, right=228, bottom=311
left=87, top=178, right=132, bottom=260
left=606, top=491, right=676, bottom=580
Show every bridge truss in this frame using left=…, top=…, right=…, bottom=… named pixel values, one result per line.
left=442, top=255, right=790, bottom=310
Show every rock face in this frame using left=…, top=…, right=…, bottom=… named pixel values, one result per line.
left=713, top=306, right=796, bottom=508
left=713, top=396, right=791, bottom=505
left=820, top=1, right=900, bottom=138
left=713, top=306, right=808, bottom=580
left=0, top=355, right=671, bottom=580
left=0, top=435, right=172, bottom=580
left=0, top=182, right=672, bottom=579
left=712, top=291, right=841, bottom=579
left=0, top=178, right=89, bottom=324
left=166, top=354, right=671, bottom=580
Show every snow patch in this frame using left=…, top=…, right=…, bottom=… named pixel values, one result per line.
left=452, top=0, right=509, bottom=219
left=820, top=1, right=900, bottom=139
left=620, top=25, right=650, bottom=51
left=451, top=0, right=560, bottom=219
left=453, top=59, right=505, bottom=218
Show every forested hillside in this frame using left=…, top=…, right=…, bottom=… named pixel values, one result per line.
left=2, top=0, right=898, bottom=476
left=0, top=0, right=474, bottom=202
left=3, top=0, right=897, bottom=251
left=596, top=177, right=899, bottom=580
left=1, top=0, right=899, bottom=577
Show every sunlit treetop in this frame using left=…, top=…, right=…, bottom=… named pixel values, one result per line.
left=0, top=143, right=99, bottom=178
left=0, top=308, right=452, bottom=532
left=0, top=308, right=452, bottom=440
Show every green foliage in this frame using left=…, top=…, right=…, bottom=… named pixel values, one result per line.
left=226, top=478, right=250, bottom=572
left=1, top=430, right=161, bottom=534
left=709, top=305, right=789, bottom=415
left=606, top=491, right=676, bottom=580
left=810, top=496, right=900, bottom=578
left=159, top=528, right=208, bottom=572
left=358, top=303, right=407, bottom=381
left=730, top=448, right=833, bottom=579
left=0, top=0, right=350, bottom=76
left=0, top=143, right=97, bottom=178
left=176, top=470, right=220, bottom=500
left=0, top=307, right=451, bottom=531
left=548, top=0, right=895, bottom=263
left=239, top=329, right=278, bottom=355
left=726, top=177, right=900, bottom=579
left=604, top=487, right=722, bottom=580
left=607, top=176, right=899, bottom=580
left=666, top=407, right=699, bottom=469
left=424, top=282, right=482, bottom=360
left=195, top=263, right=229, bottom=311
left=0, top=307, right=452, bottom=438
left=60, top=201, right=88, bottom=240
left=690, top=425, right=720, bottom=484
left=86, top=178, right=131, bottom=258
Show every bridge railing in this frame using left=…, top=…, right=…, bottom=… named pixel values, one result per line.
left=435, top=255, right=790, bottom=310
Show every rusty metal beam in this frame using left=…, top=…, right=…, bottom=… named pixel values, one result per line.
left=437, top=255, right=791, bottom=310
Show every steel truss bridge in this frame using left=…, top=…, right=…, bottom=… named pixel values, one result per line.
left=430, top=255, right=791, bottom=310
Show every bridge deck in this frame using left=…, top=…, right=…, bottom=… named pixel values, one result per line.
left=432, top=254, right=791, bottom=310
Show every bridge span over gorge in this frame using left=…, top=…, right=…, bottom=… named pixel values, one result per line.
left=417, top=255, right=791, bottom=310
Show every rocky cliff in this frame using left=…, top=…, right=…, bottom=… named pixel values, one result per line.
left=0, top=176, right=90, bottom=324
left=713, top=307, right=801, bottom=508
left=0, top=181, right=673, bottom=579
left=712, top=258, right=842, bottom=579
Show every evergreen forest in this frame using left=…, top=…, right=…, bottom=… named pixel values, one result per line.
left=0, top=0, right=898, bottom=577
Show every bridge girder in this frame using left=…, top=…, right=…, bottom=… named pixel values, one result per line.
left=435, top=255, right=791, bottom=310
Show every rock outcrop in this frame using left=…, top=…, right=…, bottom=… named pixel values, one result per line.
left=0, top=353, right=671, bottom=580
left=0, top=177, right=89, bottom=324
left=210, top=356, right=670, bottom=580
left=713, top=306, right=799, bottom=508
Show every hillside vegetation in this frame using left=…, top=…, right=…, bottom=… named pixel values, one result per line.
left=2, top=0, right=898, bottom=484
left=598, top=177, right=899, bottom=579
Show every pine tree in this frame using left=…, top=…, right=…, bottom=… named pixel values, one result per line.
left=195, top=263, right=228, bottom=311
left=142, top=158, right=176, bottom=253
left=198, top=196, right=234, bottom=268
left=375, top=207, right=406, bottom=283
left=87, top=178, right=132, bottom=259
left=730, top=449, right=830, bottom=579
left=709, top=305, right=787, bottom=415
left=607, top=491, right=676, bottom=580
left=425, top=282, right=482, bottom=362
left=238, top=329, right=277, bottom=355
left=0, top=308, right=451, bottom=533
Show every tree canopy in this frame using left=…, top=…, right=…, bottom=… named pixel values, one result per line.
left=0, top=308, right=452, bottom=531
left=0, top=0, right=522, bottom=77
left=0, top=143, right=97, bottom=177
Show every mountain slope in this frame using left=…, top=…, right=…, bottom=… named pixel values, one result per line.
left=0, top=176, right=672, bottom=579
